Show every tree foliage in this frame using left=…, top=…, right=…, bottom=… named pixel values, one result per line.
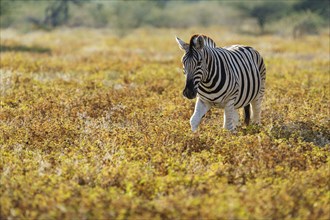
left=233, top=0, right=328, bottom=33
left=0, top=0, right=11, bottom=16
left=294, top=0, right=330, bottom=19
left=0, top=0, right=328, bottom=34
left=28, top=0, right=88, bottom=28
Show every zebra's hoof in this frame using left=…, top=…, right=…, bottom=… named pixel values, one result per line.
left=191, top=126, right=198, bottom=132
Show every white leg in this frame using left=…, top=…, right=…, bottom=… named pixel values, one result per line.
left=251, top=75, right=265, bottom=125
left=223, top=101, right=236, bottom=131
left=232, top=108, right=240, bottom=128
left=251, top=96, right=263, bottom=124
left=190, top=98, right=211, bottom=132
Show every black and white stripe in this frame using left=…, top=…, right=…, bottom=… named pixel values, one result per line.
left=176, top=34, right=266, bottom=131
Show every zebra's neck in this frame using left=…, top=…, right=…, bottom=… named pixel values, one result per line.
left=202, top=47, right=218, bottom=83
left=198, top=47, right=235, bottom=103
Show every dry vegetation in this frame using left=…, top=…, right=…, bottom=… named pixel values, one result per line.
left=0, top=27, right=329, bottom=219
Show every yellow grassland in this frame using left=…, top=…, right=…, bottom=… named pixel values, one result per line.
left=0, top=27, right=329, bottom=219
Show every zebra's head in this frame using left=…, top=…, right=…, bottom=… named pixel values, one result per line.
left=176, top=35, right=206, bottom=99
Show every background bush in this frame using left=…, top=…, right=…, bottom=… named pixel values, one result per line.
left=269, top=10, right=325, bottom=37
left=0, top=0, right=328, bottom=36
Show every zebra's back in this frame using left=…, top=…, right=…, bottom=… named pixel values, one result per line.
left=222, top=45, right=266, bottom=108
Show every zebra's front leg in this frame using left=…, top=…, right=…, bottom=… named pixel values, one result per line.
left=190, top=98, right=211, bottom=132
left=232, top=108, right=240, bottom=128
left=223, top=101, right=237, bottom=131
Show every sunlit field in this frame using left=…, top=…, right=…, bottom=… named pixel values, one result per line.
left=0, top=27, right=329, bottom=219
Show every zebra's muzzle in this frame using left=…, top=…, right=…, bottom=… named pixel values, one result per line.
left=183, top=88, right=197, bottom=99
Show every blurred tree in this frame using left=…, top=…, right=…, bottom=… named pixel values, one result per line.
left=43, top=0, right=88, bottom=27
left=27, top=0, right=88, bottom=28
left=234, top=1, right=292, bottom=33
left=89, top=2, right=109, bottom=28
left=293, top=0, right=330, bottom=19
left=0, top=0, right=18, bottom=27
left=154, top=0, right=170, bottom=8
left=0, top=0, right=11, bottom=16
left=0, top=0, right=16, bottom=16
left=43, top=0, right=70, bottom=27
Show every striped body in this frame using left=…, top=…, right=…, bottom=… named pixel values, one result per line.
left=176, top=34, right=266, bottom=131
left=197, top=44, right=266, bottom=109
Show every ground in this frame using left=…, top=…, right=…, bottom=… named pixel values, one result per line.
left=0, top=27, right=329, bottom=219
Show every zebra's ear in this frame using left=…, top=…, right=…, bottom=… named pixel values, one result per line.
left=176, top=37, right=189, bottom=52
left=194, top=35, right=204, bottom=50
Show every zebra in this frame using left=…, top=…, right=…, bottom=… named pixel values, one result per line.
left=176, top=34, right=266, bottom=131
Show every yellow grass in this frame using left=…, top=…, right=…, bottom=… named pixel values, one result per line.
left=0, top=27, right=329, bottom=219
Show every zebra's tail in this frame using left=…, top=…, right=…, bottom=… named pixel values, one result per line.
left=244, top=104, right=251, bottom=126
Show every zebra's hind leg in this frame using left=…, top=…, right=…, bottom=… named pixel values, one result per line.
left=252, top=67, right=266, bottom=125
left=223, top=101, right=237, bottom=131
left=251, top=96, right=263, bottom=125
left=243, top=104, right=251, bottom=125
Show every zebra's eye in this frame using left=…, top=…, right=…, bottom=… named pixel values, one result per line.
left=197, top=60, right=202, bottom=65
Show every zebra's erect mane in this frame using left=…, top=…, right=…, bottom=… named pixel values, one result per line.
left=189, top=34, right=217, bottom=51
